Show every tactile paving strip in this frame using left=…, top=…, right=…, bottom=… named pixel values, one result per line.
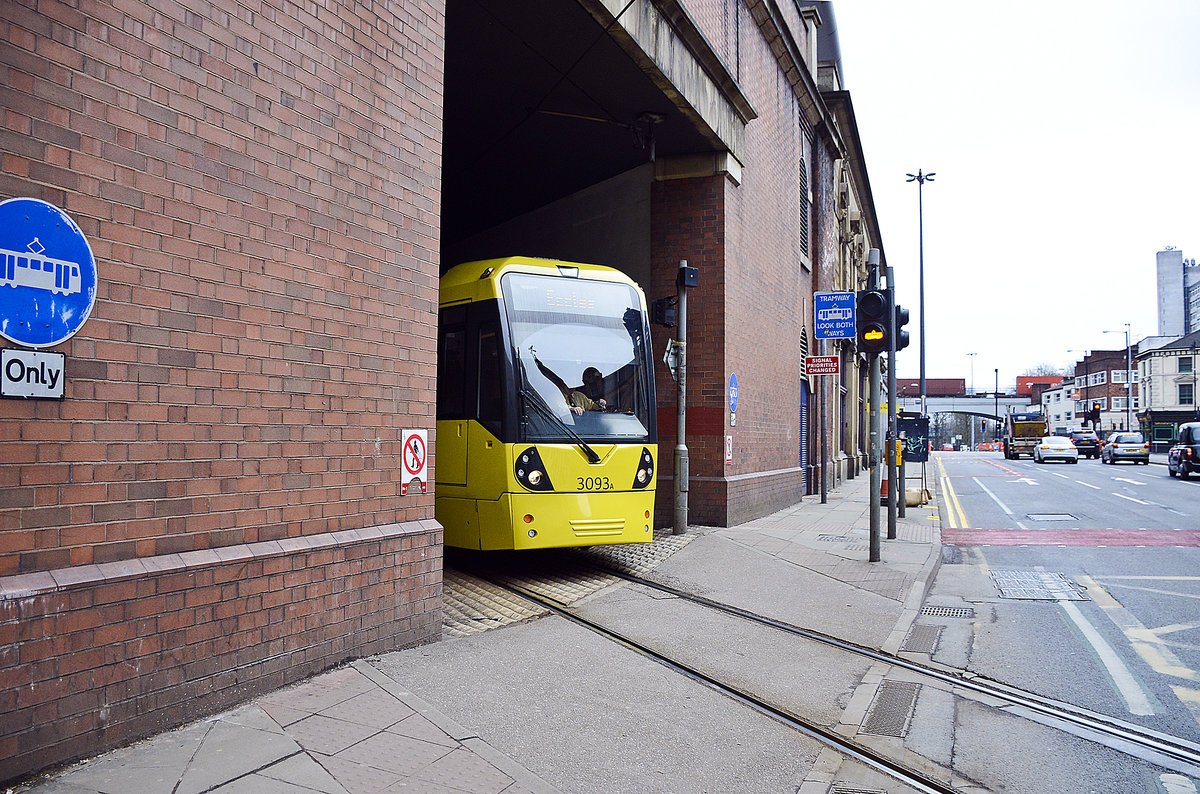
left=442, top=570, right=548, bottom=638
left=442, top=530, right=697, bottom=637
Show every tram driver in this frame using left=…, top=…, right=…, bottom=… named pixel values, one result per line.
left=533, top=354, right=610, bottom=416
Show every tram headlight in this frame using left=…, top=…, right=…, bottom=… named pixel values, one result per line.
left=515, top=447, right=553, bottom=491
left=631, top=447, right=654, bottom=490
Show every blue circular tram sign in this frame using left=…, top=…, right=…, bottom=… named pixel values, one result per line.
left=0, top=197, right=98, bottom=349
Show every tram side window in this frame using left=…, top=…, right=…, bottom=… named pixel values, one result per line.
left=478, top=323, right=503, bottom=434
left=438, top=325, right=466, bottom=419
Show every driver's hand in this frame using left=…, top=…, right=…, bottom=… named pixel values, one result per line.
left=571, top=406, right=584, bottom=415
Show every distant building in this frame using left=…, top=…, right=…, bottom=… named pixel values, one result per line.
left=1040, top=382, right=1073, bottom=433
left=1069, top=349, right=1139, bottom=433
left=1017, top=376, right=1063, bottom=400
left=1157, top=248, right=1200, bottom=336
left=1136, top=329, right=1200, bottom=449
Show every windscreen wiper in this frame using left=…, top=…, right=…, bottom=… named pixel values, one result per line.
left=520, top=386, right=601, bottom=464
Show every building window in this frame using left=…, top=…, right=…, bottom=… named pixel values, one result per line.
left=1112, top=370, right=1127, bottom=384
left=1112, top=397, right=1128, bottom=410
left=1181, top=383, right=1195, bottom=406
left=1089, top=372, right=1107, bottom=386
left=1180, top=356, right=1194, bottom=374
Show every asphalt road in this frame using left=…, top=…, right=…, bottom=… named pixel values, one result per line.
left=927, top=451, right=1200, bottom=786
left=926, top=453, right=1200, bottom=758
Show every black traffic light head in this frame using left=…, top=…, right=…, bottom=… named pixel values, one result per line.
left=856, top=289, right=891, bottom=354
left=894, top=304, right=911, bottom=351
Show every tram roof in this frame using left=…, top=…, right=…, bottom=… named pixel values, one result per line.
left=440, top=256, right=639, bottom=306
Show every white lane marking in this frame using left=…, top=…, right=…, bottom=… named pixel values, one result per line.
left=1113, top=477, right=1146, bottom=485
left=1161, top=772, right=1198, bottom=794
left=972, top=476, right=1028, bottom=530
left=1059, top=600, right=1156, bottom=716
left=1076, top=480, right=1102, bottom=490
left=1113, top=493, right=1151, bottom=505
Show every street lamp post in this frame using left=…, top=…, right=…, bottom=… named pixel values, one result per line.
left=994, top=368, right=999, bottom=441
left=906, top=168, right=934, bottom=418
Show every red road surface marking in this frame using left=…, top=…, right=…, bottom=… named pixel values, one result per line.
left=943, top=528, right=1200, bottom=547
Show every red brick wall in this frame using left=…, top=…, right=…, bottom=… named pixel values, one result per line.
left=0, top=524, right=441, bottom=782
left=0, top=0, right=444, bottom=779
left=650, top=175, right=727, bottom=526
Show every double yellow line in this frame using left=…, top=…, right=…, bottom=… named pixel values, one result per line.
left=935, top=454, right=968, bottom=528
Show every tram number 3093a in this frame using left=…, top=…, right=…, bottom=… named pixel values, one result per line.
left=436, top=256, right=659, bottom=551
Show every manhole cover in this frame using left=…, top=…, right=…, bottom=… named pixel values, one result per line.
left=900, top=624, right=942, bottom=654
left=1027, top=513, right=1076, bottom=521
left=861, top=680, right=920, bottom=737
left=920, top=606, right=975, bottom=619
left=990, top=570, right=1089, bottom=601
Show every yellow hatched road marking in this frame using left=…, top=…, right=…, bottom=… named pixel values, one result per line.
left=1078, top=575, right=1200, bottom=687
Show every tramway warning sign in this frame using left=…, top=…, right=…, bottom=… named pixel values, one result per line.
left=401, top=429, right=428, bottom=495
left=0, top=198, right=98, bottom=349
left=814, top=291, right=855, bottom=340
left=806, top=355, right=839, bottom=376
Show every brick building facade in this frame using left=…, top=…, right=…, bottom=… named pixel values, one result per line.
left=1, top=0, right=884, bottom=780
left=1, top=0, right=444, bottom=780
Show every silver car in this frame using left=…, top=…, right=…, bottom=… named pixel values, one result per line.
left=1034, top=435, right=1078, bottom=464
left=1101, top=432, right=1150, bottom=464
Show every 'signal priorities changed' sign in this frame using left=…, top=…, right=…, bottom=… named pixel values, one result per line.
left=806, top=355, right=839, bottom=376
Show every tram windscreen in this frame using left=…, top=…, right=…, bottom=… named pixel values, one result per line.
left=504, top=273, right=652, bottom=442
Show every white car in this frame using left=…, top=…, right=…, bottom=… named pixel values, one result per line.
left=1033, top=435, right=1078, bottom=464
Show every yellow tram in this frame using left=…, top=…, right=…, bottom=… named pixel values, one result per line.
left=436, top=256, right=657, bottom=550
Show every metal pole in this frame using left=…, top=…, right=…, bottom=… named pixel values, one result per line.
left=869, top=352, right=881, bottom=562
left=994, top=369, right=999, bottom=441
left=907, top=170, right=934, bottom=418
left=673, top=260, right=689, bottom=535
left=820, top=338, right=828, bottom=504
left=867, top=254, right=881, bottom=561
left=886, top=265, right=897, bottom=539
left=1125, top=324, right=1132, bottom=431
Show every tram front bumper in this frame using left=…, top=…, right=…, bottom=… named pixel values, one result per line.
left=481, top=491, right=655, bottom=550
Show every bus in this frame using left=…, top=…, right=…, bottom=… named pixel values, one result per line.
left=436, top=256, right=658, bottom=550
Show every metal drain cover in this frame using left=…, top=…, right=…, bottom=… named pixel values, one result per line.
left=861, top=680, right=921, bottom=737
left=1027, top=513, right=1076, bottom=521
left=920, top=606, right=975, bottom=619
left=900, top=624, right=942, bottom=654
left=990, top=569, right=1089, bottom=601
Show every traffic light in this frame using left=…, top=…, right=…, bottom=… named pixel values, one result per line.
left=1090, top=402, right=1102, bottom=422
left=981, top=419, right=987, bottom=432
left=856, top=289, right=891, bottom=354
left=894, top=304, right=911, bottom=351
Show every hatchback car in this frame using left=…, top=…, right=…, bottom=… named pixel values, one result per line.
left=1101, top=432, right=1149, bottom=464
left=1034, top=435, right=1078, bottom=464
left=1068, top=430, right=1101, bottom=459
left=1168, top=422, right=1200, bottom=479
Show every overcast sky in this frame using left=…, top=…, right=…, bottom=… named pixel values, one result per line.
left=832, top=1, right=1200, bottom=391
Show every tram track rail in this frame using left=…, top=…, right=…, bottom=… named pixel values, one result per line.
left=453, top=552, right=1200, bottom=787
left=490, top=575, right=960, bottom=794
left=604, top=569, right=1200, bottom=776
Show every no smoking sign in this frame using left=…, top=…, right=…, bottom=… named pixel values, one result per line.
left=401, top=429, right=428, bottom=495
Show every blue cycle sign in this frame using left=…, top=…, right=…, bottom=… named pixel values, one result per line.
left=0, top=197, right=98, bottom=349
left=814, top=291, right=855, bottom=340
